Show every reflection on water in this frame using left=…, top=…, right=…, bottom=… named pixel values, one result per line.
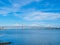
left=0, top=29, right=60, bottom=45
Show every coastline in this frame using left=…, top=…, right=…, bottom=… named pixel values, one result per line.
left=0, top=26, right=60, bottom=30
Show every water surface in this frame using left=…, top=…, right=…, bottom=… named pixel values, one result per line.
left=0, top=29, right=60, bottom=45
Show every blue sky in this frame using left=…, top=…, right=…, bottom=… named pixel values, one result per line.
left=0, top=0, right=60, bottom=27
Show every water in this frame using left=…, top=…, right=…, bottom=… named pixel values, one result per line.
left=0, top=29, right=60, bottom=45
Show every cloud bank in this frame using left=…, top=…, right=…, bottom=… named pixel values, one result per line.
left=23, top=11, right=60, bottom=21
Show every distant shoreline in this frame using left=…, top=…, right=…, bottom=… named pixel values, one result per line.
left=0, top=26, right=60, bottom=30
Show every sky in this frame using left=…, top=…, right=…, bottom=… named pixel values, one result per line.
left=0, top=0, right=60, bottom=27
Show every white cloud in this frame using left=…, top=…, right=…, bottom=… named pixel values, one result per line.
left=23, top=11, right=60, bottom=21
left=22, top=22, right=57, bottom=27
left=0, top=0, right=37, bottom=16
left=13, top=23, right=21, bottom=26
left=0, top=9, right=9, bottom=16
left=0, top=0, right=56, bottom=16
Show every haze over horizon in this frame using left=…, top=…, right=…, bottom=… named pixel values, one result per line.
left=0, top=0, right=60, bottom=27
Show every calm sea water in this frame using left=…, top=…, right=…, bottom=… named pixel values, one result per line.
left=0, top=29, right=60, bottom=45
